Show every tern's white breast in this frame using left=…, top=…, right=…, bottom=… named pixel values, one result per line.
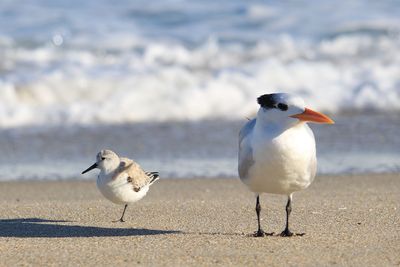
left=248, top=123, right=316, bottom=194
left=97, top=172, right=149, bottom=205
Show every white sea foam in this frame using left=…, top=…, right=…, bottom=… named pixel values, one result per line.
left=0, top=0, right=399, bottom=127
left=1, top=34, right=399, bottom=127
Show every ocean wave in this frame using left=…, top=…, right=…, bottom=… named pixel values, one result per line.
left=0, top=1, right=399, bottom=127
left=0, top=34, right=399, bottom=127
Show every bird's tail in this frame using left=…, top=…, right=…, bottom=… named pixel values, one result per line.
left=146, top=171, right=159, bottom=184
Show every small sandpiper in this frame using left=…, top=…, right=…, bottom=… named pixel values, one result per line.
left=82, top=149, right=159, bottom=222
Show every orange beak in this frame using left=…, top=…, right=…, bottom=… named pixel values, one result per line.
left=290, top=108, right=334, bottom=124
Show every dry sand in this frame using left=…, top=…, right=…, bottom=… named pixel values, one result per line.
left=0, top=174, right=399, bottom=266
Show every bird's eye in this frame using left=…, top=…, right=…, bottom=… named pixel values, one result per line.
left=101, top=157, right=105, bottom=160
left=277, top=103, right=288, bottom=111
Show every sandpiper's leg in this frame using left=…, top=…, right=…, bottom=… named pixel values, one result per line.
left=254, top=195, right=265, bottom=237
left=113, top=204, right=128, bottom=223
left=281, top=195, right=294, bottom=236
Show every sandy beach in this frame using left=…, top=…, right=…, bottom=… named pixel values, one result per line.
left=0, top=174, right=399, bottom=266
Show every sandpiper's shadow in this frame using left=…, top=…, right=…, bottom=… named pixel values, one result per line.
left=0, top=218, right=181, bottom=238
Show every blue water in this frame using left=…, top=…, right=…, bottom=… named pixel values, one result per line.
left=2, top=0, right=400, bottom=44
left=0, top=114, right=398, bottom=180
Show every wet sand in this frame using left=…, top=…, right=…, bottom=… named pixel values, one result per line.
left=0, top=174, right=399, bottom=266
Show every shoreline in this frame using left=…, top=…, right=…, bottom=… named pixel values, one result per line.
left=1, top=174, right=399, bottom=266
left=1, top=171, right=399, bottom=182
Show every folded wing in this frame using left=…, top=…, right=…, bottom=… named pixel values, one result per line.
left=118, top=157, right=159, bottom=190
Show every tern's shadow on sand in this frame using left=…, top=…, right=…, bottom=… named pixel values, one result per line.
left=0, top=218, right=181, bottom=238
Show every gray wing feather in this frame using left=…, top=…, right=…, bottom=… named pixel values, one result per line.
left=238, top=119, right=256, bottom=181
left=239, top=118, right=256, bottom=143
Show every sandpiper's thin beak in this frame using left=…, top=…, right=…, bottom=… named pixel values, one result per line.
left=82, top=163, right=98, bottom=174
left=290, top=108, right=334, bottom=124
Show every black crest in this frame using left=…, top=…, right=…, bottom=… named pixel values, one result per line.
left=257, top=94, right=276, bottom=109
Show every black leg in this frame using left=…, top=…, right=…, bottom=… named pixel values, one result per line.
left=254, top=195, right=265, bottom=237
left=113, top=204, right=128, bottom=223
left=281, top=195, right=293, bottom=237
